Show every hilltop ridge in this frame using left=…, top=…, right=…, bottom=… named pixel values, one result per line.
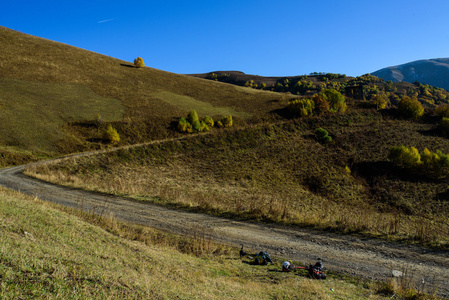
left=372, top=58, right=449, bottom=90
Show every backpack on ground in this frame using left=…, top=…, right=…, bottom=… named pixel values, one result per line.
left=253, top=251, right=272, bottom=265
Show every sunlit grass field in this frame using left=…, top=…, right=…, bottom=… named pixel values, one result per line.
left=0, top=187, right=397, bottom=299
left=0, top=26, right=286, bottom=162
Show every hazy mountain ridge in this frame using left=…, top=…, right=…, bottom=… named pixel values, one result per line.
left=372, top=58, right=449, bottom=90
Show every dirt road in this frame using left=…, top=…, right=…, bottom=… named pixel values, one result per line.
left=1, top=163, right=448, bottom=298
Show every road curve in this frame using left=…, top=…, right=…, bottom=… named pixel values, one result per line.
left=1, top=162, right=448, bottom=297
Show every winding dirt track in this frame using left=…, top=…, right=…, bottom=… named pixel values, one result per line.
left=1, top=155, right=448, bottom=298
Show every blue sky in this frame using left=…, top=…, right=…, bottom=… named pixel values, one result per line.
left=2, top=0, right=449, bottom=77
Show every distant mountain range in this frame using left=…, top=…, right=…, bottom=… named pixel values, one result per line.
left=372, top=58, right=449, bottom=91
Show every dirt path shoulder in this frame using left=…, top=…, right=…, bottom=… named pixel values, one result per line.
left=1, top=164, right=448, bottom=298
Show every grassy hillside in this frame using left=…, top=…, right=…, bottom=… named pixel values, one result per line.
left=1, top=187, right=395, bottom=299
left=0, top=26, right=286, bottom=163
left=26, top=108, right=449, bottom=248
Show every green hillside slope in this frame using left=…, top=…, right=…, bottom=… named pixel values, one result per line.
left=0, top=26, right=283, bottom=159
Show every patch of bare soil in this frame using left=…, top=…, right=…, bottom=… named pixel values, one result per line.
left=1, top=163, right=448, bottom=298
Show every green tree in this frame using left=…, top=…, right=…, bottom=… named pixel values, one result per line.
left=191, top=118, right=201, bottom=132
left=311, top=94, right=329, bottom=115
left=389, top=146, right=421, bottom=168
left=177, top=117, right=188, bottom=132
left=320, top=89, right=346, bottom=113
left=315, top=128, right=332, bottom=143
left=187, top=110, right=199, bottom=125
left=398, top=96, right=424, bottom=119
left=204, top=115, right=214, bottom=128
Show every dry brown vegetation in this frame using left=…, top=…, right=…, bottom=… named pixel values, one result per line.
left=26, top=108, right=449, bottom=248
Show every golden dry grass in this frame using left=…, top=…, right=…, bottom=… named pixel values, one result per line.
left=1, top=187, right=397, bottom=299
left=25, top=113, right=449, bottom=248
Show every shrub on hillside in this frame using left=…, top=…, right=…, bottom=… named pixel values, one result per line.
left=199, top=121, right=210, bottom=132
left=435, top=104, right=449, bottom=118
left=315, top=128, right=332, bottom=143
left=287, top=98, right=315, bottom=117
left=311, top=94, right=330, bottom=115
left=204, top=115, right=214, bottom=128
left=389, top=146, right=421, bottom=168
left=191, top=118, right=201, bottom=132
left=104, top=125, right=120, bottom=144
left=177, top=110, right=218, bottom=133
left=321, top=89, right=347, bottom=113
left=389, top=146, right=449, bottom=179
left=178, top=117, right=188, bottom=132
left=187, top=110, right=199, bottom=125
left=397, top=96, right=424, bottom=119
left=220, top=115, right=233, bottom=128
left=95, top=114, right=102, bottom=128
left=439, top=117, right=449, bottom=137
left=133, top=57, right=145, bottom=68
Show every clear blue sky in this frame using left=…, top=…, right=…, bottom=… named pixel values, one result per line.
left=2, top=0, right=449, bottom=77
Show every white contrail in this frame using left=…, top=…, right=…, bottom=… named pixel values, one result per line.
left=97, top=18, right=116, bottom=24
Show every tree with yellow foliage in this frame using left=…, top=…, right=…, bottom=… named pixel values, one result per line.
left=133, top=57, right=145, bottom=68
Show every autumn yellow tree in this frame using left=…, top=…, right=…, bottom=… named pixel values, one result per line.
left=104, top=125, right=120, bottom=144
left=133, top=57, right=145, bottom=68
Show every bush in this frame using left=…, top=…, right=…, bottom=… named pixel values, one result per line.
left=191, top=118, right=201, bottom=132
left=287, top=98, right=315, bottom=117
left=104, top=125, right=120, bottom=144
left=435, top=104, right=449, bottom=118
left=321, top=89, right=346, bottom=113
left=311, top=94, right=329, bottom=115
left=177, top=111, right=224, bottom=133
left=389, top=146, right=449, bottom=178
left=204, top=116, right=214, bottom=128
left=397, top=96, right=424, bottom=119
left=187, top=110, right=199, bottom=125
left=421, top=148, right=449, bottom=178
left=177, top=117, right=188, bottom=132
left=133, top=57, right=145, bottom=68
left=389, top=146, right=421, bottom=168
left=315, top=128, right=332, bottom=143
left=221, top=116, right=233, bottom=127
left=199, top=121, right=209, bottom=132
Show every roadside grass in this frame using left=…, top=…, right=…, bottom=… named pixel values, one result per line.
left=0, top=187, right=400, bottom=299
left=0, top=146, right=47, bottom=168
left=25, top=112, right=449, bottom=249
